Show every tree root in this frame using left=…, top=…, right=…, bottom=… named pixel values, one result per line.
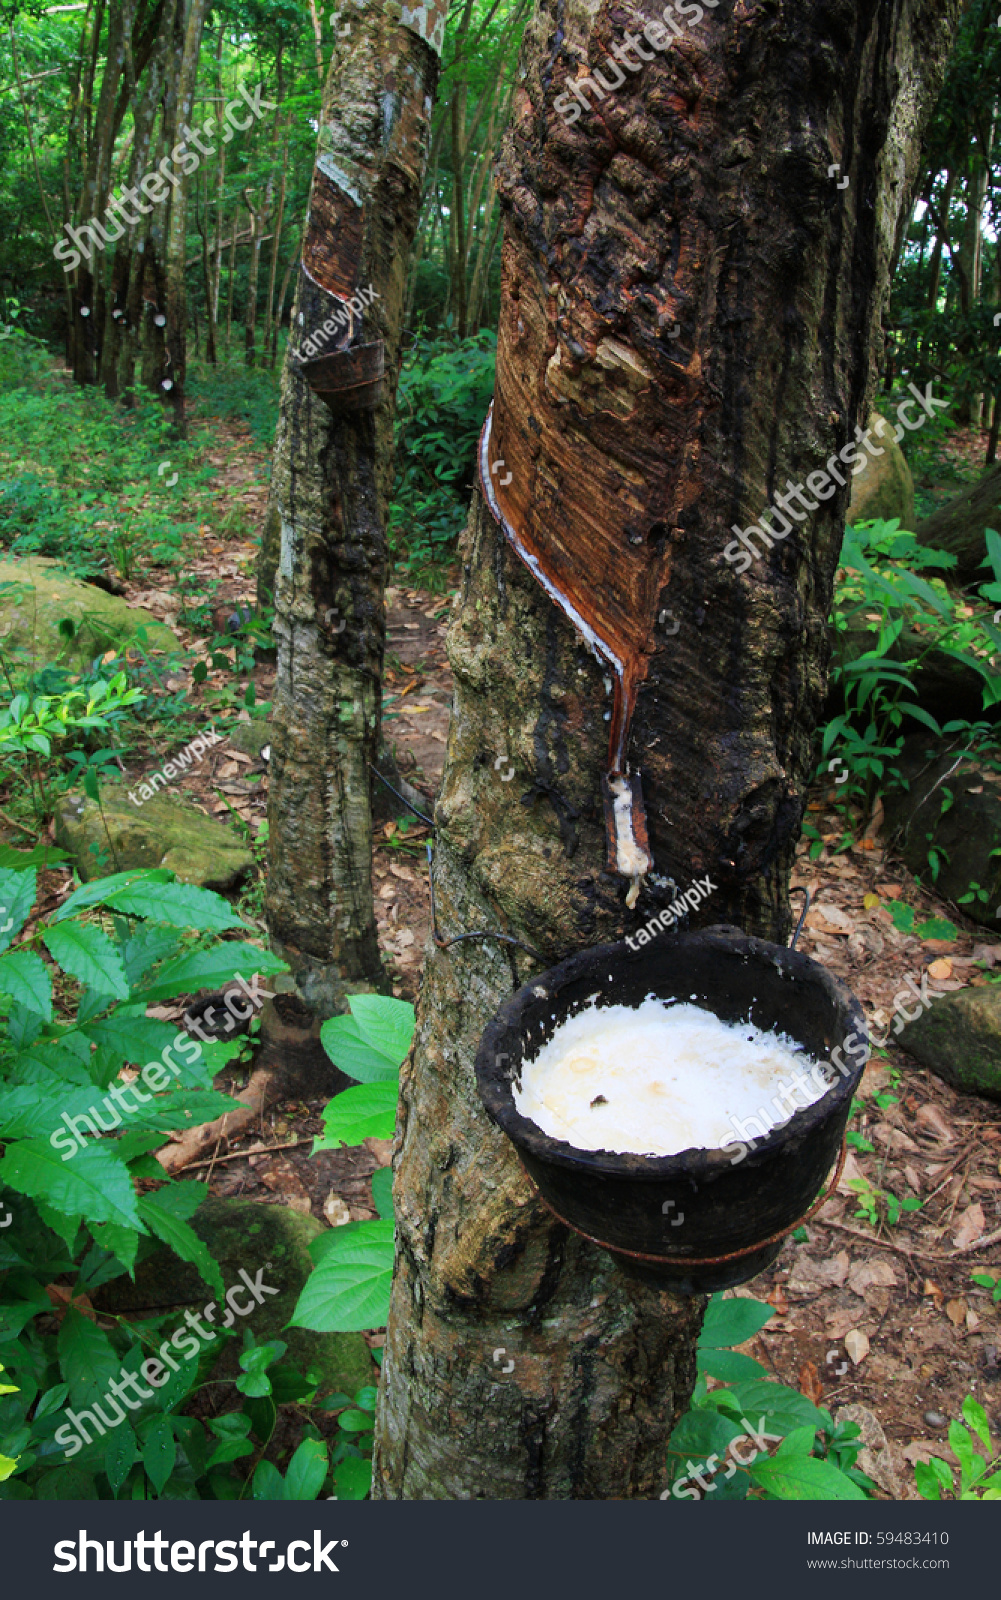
left=155, top=1064, right=280, bottom=1175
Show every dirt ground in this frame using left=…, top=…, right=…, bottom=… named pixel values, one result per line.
left=11, top=406, right=1000, bottom=1493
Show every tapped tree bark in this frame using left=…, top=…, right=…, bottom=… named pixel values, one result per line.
left=373, top=0, right=961, bottom=1500
left=262, top=0, right=441, bottom=1014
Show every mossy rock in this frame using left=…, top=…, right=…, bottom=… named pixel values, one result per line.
left=94, top=1198, right=375, bottom=1398
left=847, top=410, right=916, bottom=529
left=0, top=555, right=177, bottom=670
left=898, top=985, right=1001, bottom=1102
left=227, top=718, right=271, bottom=761
left=55, top=785, right=254, bottom=889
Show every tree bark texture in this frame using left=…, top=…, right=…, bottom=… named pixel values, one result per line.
left=373, top=0, right=961, bottom=1500
left=263, top=0, right=440, bottom=1015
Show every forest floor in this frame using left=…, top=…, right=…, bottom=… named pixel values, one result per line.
left=7, top=390, right=1001, bottom=1497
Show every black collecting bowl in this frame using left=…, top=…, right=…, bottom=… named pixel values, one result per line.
left=474, top=924, right=867, bottom=1294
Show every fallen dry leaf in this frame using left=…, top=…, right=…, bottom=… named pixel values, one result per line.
left=952, top=1202, right=986, bottom=1251
left=799, top=1361, right=824, bottom=1405
left=923, top=1279, right=945, bottom=1309
left=365, top=1137, right=394, bottom=1167
left=967, top=1309, right=981, bottom=1332
left=903, top=1440, right=958, bottom=1468
left=844, top=1328, right=870, bottom=1366
left=916, top=1104, right=954, bottom=1145
left=848, top=1258, right=897, bottom=1298
left=922, top=939, right=956, bottom=955
left=945, top=1298, right=968, bottom=1328
left=766, top=1284, right=789, bottom=1315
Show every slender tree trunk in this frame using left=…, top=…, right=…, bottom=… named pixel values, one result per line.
left=372, top=0, right=962, bottom=1501
left=162, top=0, right=209, bottom=424
left=262, top=1, right=441, bottom=1013
left=926, top=169, right=954, bottom=310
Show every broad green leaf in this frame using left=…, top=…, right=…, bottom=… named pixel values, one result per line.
left=962, top=1396, right=992, bottom=1454
left=138, top=1193, right=223, bottom=1299
left=348, top=994, right=415, bottom=1067
left=0, top=951, right=52, bottom=1020
left=0, top=1138, right=143, bottom=1231
left=914, top=1459, right=944, bottom=1499
left=336, top=1409, right=372, bottom=1433
left=89, top=1220, right=140, bottom=1274
left=43, top=922, right=129, bottom=1000
left=333, top=1456, right=372, bottom=1499
left=313, top=1082, right=398, bottom=1149
left=252, top=1459, right=286, bottom=1499
left=0, top=844, right=68, bottom=871
left=722, top=1379, right=827, bottom=1437
left=104, top=1424, right=138, bottom=1495
left=370, top=1166, right=394, bottom=1219
left=0, top=867, right=35, bottom=953
left=748, top=1441, right=865, bottom=1500
left=53, top=869, right=173, bottom=921
left=118, top=925, right=182, bottom=988
left=283, top=1437, right=328, bottom=1500
left=205, top=1435, right=255, bottom=1469
left=57, top=1307, right=122, bottom=1407
left=698, top=1294, right=775, bottom=1349
left=667, top=1407, right=745, bottom=1488
left=697, top=1349, right=768, bottom=1382
left=81, top=1013, right=178, bottom=1066
left=320, top=1016, right=399, bottom=1083
left=290, top=1219, right=394, bottom=1332
left=142, top=1415, right=176, bottom=1496
left=125, top=1088, right=243, bottom=1133
left=914, top=916, right=957, bottom=942
left=104, top=880, right=249, bottom=932
left=137, top=944, right=287, bottom=1003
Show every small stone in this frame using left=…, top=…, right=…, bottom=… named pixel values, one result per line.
left=923, top=1410, right=947, bottom=1429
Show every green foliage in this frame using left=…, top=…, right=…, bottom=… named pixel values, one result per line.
left=914, top=1397, right=1001, bottom=1500
left=389, top=330, right=496, bottom=586
left=816, top=519, right=1001, bottom=882
left=287, top=994, right=414, bottom=1496
left=665, top=1292, right=873, bottom=1501
left=0, top=383, right=211, bottom=579
left=0, top=857, right=366, bottom=1500
left=0, top=664, right=143, bottom=829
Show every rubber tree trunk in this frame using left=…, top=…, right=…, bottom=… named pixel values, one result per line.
left=262, top=1, right=441, bottom=1015
left=372, top=0, right=961, bottom=1501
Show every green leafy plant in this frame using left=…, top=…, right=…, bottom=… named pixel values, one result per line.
left=666, top=1294, right=871, bottom=1500
left=0, top=855, right=311, bottom=1499
left=0, top=664, right=143, bottom=828
left=287, top=993, right=415, bottom=1499
left=914, top=1397, right=1000, bottom=1500
left=817, top=520, right=1001, bottom=861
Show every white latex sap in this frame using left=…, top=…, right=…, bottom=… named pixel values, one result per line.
left=513, top=999, right=827, bottom=1157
